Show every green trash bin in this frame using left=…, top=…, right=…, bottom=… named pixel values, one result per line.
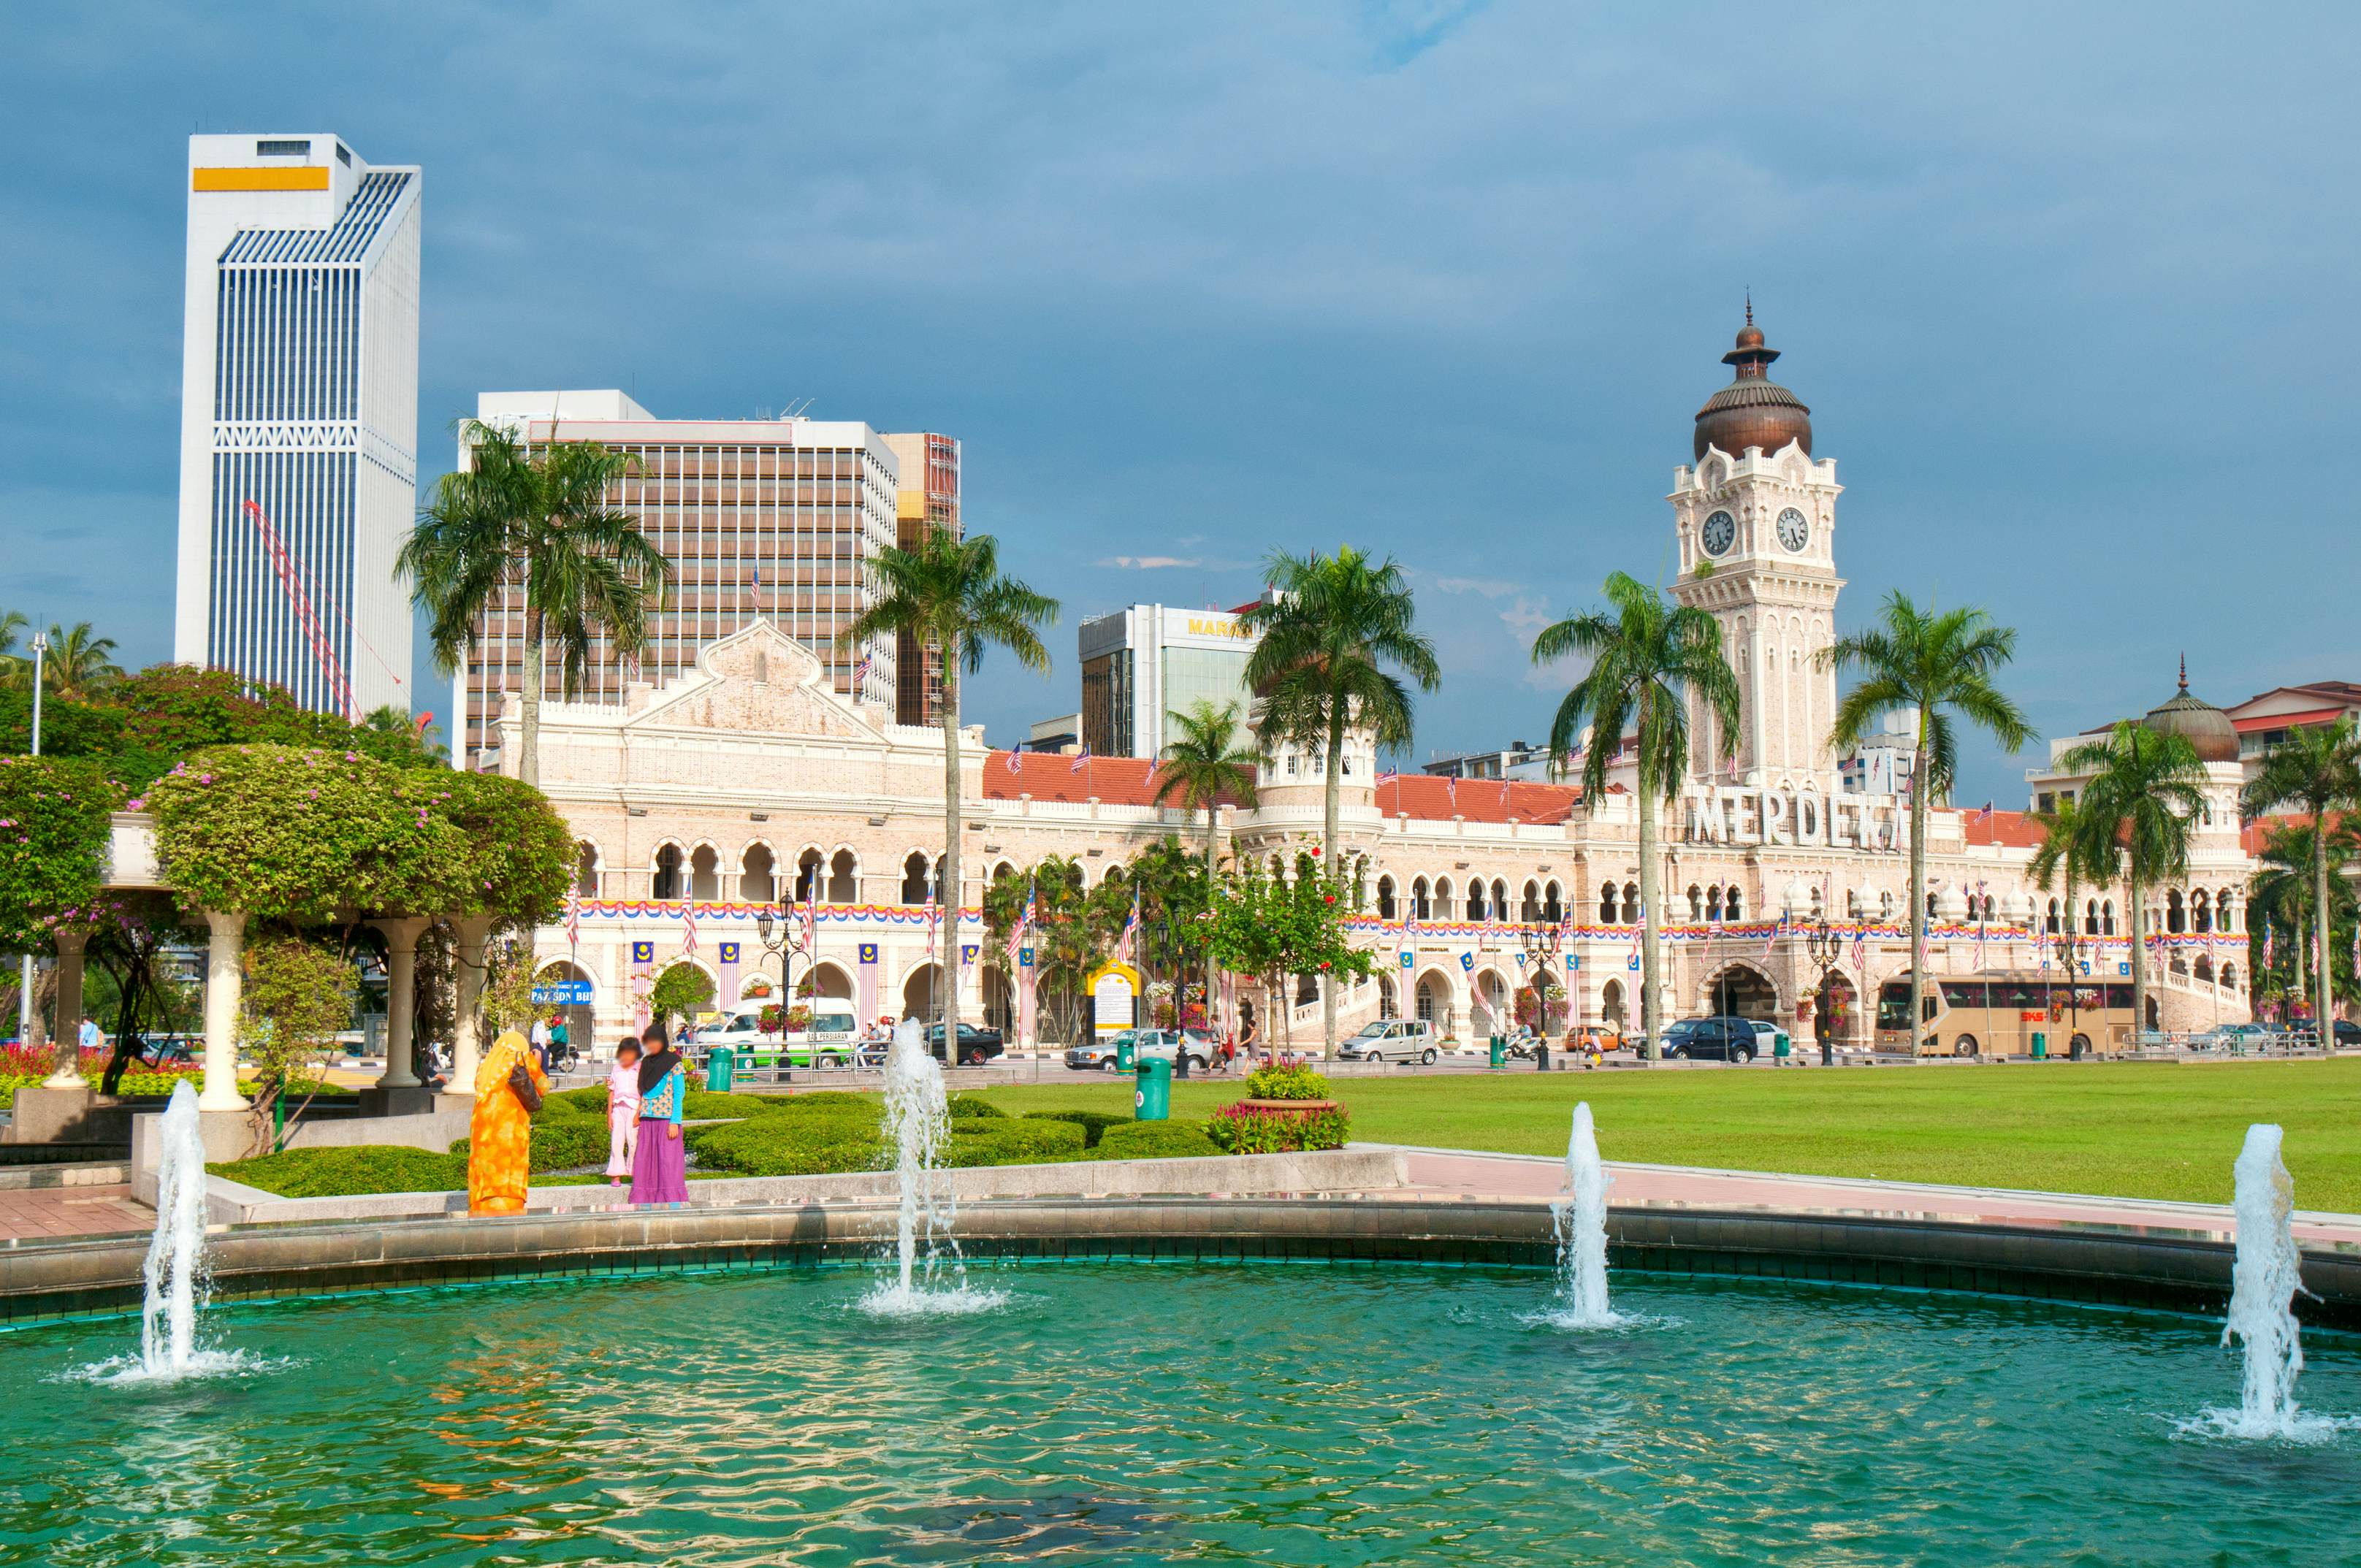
left=706, top=1045, right=736, bottom=1091
left=1115, top=1034, right=1137, bottom=1072
left=1489, top=1034, right=1506, bottom=1069
left=1133, top=1055, right=1170, bottom=1121
left=1774, top=1031, right=1791, bottom=1062
left=2031, top=1031, right=2047, bottom=1059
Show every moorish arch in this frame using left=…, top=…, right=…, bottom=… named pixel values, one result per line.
left=1412, top=965, right=1460, bottom=1037
left=1469, top=965, right=1514, bottom=1036
left=1700, top=960, right=1780, bottom=1021
left=900, top=962, right=944, bottom=1019
left=806, top=960, right=855, bottom=1002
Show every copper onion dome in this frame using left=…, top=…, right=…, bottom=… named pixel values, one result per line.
left=2141, top=656, right=2240, bottom=763
left=1693, top=301, right=1813, bottom=462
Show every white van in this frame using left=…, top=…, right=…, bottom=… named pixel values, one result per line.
left=697, top=1001, right=862, bottom=1066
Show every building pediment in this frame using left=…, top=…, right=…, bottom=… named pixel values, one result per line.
left=627, top=619, right=885, bottom=743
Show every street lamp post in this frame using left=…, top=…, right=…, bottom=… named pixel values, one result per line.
left=1518, top=921, right=1563, bottom=1041
left=16, top=631, right=46, bottom=1054
left=2051, top=922, right=2082, bottom=1057
left=752, top=894, right=809, bottom=1063
left=1804, top=910, right=1844, bottom=1066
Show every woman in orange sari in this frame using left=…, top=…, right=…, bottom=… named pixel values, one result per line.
left=468, top=1028, right=549, bottom=1216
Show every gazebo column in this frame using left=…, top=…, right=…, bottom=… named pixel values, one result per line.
left=368, top=917, right=429, bottom=1090
left=447, top=915, right=493, bottom=1095
left=39, top=926, right=90, bottom=1089
left=199, top=910, right=249, bottom=1112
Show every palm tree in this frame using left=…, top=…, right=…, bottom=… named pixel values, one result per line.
left=2248, top=820, right=2359, bottom=1018
left=1153, top=700, right=1261, bottom=1033
left=398, top=420, right=674, bottom=787
left=1241, top=546, right=1439, bottom=1056
left=39, top=622, right=121, bottom=701
left=2241, top=716, right=2361, bottom=1034
left=839, top=530, right=1057, bottom=1052
left=1533, top=571, right=1740, bottom=1060
left=2057, top=721, right=2208, bottom=1042
left=1823, top=592, right=2032, bottom=1054
left=0, top=609, right=26, bottom=689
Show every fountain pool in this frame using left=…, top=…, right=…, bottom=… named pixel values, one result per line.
left=8, top=1261, right=2357, bottom=1566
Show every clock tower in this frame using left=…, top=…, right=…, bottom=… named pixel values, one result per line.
left=1668, top=308, right=1845, bottom=789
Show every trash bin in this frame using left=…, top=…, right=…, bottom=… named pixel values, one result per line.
left=2030, top=1032, right=2047, bottom=1060
left=707, top=1045, right=736, bottom=1091
left=1490, top=1035, right=1506, bottom=1069
left=1774, top=1031, right=1791, bottom=1063
left=1115, top=1036, right=1137, bottom=1072
left=1133, top=1055, right=1170, bottom=1121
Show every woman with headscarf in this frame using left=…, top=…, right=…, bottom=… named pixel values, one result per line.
left=468, top=1027, right=549, bottom=1216
left=628, top=1022, right=689, bottom=1206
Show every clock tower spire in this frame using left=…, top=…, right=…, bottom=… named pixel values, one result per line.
left=1668, top=309, right=1845, bottom=789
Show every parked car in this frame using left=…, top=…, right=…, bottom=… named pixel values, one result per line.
left=1064, top=1029, right=1208, bottom=1071
left=1570, top=1024, right=1622, bottom=1054
left=2190, top=1022, right=2271, bottom=1052
left=1745, top=1020, right=1783, bottom=1054
left=1338, top=1019, right=1440, bottom=1065
left=1658, top=1016, right=1761, bottom=1063
left=924, top=1022, right=1006, bottom=1066
left=695, top=1001, right=863, bottom=1067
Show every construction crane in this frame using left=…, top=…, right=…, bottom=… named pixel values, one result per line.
left=241, top=499, right=355, bottom=720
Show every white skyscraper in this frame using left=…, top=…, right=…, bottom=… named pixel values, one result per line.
left=174, top=134, right=420, bottom=717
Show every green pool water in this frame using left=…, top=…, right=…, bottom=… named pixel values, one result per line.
left=5, top=1261, right=2357, bottom=1566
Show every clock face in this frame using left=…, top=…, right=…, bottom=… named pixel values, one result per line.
left=1777, top=507, right=1810, bottom=552
left=1701, top=510, right=1736, bottom=557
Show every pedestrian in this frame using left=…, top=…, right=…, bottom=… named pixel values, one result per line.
left=606, top=1038, right=643, bottom=1187
left=467, top=1027, right=549, bottom=1217
left=629, top=1023, right=690, bottom=1206
left=549, top=1012, right=571, bottom=1068
left=1237, top=1015, right=1259, bottom=1068
left=77, top=1014, right=102, bottom=1067
left=529, top=1014, right=552, bottom=1073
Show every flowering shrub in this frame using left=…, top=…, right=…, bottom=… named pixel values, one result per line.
left=0, top=757, right=118, bottom=949
left=1208, top=1102, right=1350, bottom=1154
left=1243, top=1063, right=1332, bottom=1101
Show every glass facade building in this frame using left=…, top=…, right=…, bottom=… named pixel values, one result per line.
left=1075, top=601, right=1264, bottom=760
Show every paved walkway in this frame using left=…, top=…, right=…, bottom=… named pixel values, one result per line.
left=1376, top=1144, right=2361, bottom=1249
left=0, top=1183, right=153, bottom=1242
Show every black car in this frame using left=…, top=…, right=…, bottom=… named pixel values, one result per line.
left=1658, top=1016, right=1761, bottom=1063
left=924, top=1022, right=1006, bottom=1066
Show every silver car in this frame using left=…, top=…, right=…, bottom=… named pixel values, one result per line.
left=1338, top=1020, right=1440, bottom=1066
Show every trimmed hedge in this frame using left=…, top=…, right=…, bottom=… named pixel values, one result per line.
left=1026, top=1109, right=1129, bottom=1148
left=778, top=1090, right=877, bottom=1114
left=1096, top=1118, right=1222, bottom=1159
left=212, top=1145, right=467, bottom=1197
left=683, top=1090, right=801, bottom=1120
left=449, top=1116, right=612, bottom=1173
left=944, top=1092, right=1007, bottom=1119
left=944, top=1117, right=1088, bottom=1167
left=689, top=1117, right=884, bottom=1177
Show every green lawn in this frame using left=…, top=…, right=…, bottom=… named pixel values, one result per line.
left=975, top=1058, right=2361, bottom=1213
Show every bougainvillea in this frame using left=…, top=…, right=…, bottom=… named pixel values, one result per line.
left=435, top=768, right=574, bottom=924
left=0, top=756, right=119, bottom=949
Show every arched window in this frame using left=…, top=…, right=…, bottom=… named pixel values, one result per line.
left=2192, top=889, right=2211, bottom=933
left=1926, top=892, right=1939, bottom=921
left=2219, top=887, right=2238, bottom=933
left=2084, top=898, right=2099, bottom=936
left=901, top=852, right=931, bottom=905
left=795, top=848, right=823, bottom=903
left=1376, top=875, right=1397, bottom=920
left=2045, top=897, right=2061, bottom=934
left=1981, top=894, right=1996, bottom=923
left=1493, top=879, right=1510, bottom=922
left=1412, top=877, right=1432, bottom=922
left=573, top=841, right=600, bottom=898
left=828, top=849, right=858, bottom=903
left=1706, top=884, right=1723, bottom=922
left=1847, top=888, right=1863, bottom=919
left=1433, top=878, right=1455, bottom=921
left=1687, top=884, right=1704, bottom=922
left=1599, top=883, right=1619, bottom=924
left=1616, top=882, right=1636, bottom=925
left=2102, top=900, right=2116, bottom=936
left=652, top=844, right=684, bottom=901
left=2166, top=889, right=2186, bottom=933
left=1466, top=881, right=1488, bottom=922
left=1522, top=880, right=1541, bottom=923
left=1543, top=881, right=1563, bottom=925
left=688, top=846, right=721, bottom=902
left=1879, top=890, right=1894, bottom=920
left=2221, top=962, right=2238, bottom=990
left=739, top=844, right=776, bottom=903
left=1811, top=884, right=1827, bottom=919
left=2194, top=954, right=2214, bottom=982
left=1725, top=884, right=1743, bottom=922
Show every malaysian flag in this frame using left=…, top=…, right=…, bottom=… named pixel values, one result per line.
left=1446, top=774, right=1458, bottom=810
left=1004, top=749, right=1021, bottom=776
left=1115, top=887, right=1141, bottom=965
left=1070, top=745, right=1091, bottom=774
left=855, top=650, right=873, bottom=692
left=1850, top=922, right=1866, bottom=974
left=924, top=893, right=939, bottom=960
left=1005, top=877, right=1033, bottom=968
left=2263, top=924, right=2276, bottom=971
left=565, top=888, right=581, bottom=952
left=682, top=900, right=699, bottom=957
left=802, top=890, right=819, bottom=959
left=1974, top=881, right=1988, bottom=967
left=1763, top=910, right=1782, bottom=958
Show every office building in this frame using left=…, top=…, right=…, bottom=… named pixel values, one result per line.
left=1420, top=741, right=1555, bottom=782
left=880, top=432, right=961, bottom=727
left=174, top=133, right=421, bottom=717
left=1077, top=597, right=1268, bottom=761
left=454, top=393, right=909, bottom=770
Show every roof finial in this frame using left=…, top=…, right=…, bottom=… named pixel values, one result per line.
left=2178, top=651, right=2188, bottom=692
left=1744, top=288, right=1753, bottom=327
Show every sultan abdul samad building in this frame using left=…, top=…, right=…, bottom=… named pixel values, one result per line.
left=516, top=315, right=2259, bottom=1054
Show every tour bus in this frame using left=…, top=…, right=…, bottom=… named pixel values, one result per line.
left=1874, top=969, right=2136, bottom=1058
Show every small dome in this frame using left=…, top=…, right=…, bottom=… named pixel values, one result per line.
left=2142, top=658, right=2240, bottom=764
left=1693, top=306, right=1812, bottom=461
left=1936, top=887, right=1969, bottom=922
left=1783, top=877, right=1813, bottom=916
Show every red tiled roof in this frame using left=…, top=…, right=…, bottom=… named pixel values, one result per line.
left=1961, top=807, right=2044, bottom=849
left=985, top=750, right=1167, bottom=806
left=1375, top=773, right=1584, bottom=824
left=2242, top=810, right=2352, bottom=854
left=2230, top=706, right=2345, bottom=733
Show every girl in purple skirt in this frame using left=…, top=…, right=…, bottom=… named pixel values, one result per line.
left=628, top=1024, right=689, bottom=1206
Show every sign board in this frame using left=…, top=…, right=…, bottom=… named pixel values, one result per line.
left=532, top=981, right=593, bottom=1005
left=1086, top=960, right=1141, bottom=1039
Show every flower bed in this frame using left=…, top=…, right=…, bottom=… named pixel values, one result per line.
left=1211, top=1065, right=1351, bottom=1153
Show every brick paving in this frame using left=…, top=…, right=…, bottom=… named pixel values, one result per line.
left=0, top=1183, right=153, bottom=1242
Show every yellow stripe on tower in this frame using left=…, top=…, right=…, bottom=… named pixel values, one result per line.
left=192, top=167, right=331, bottom=193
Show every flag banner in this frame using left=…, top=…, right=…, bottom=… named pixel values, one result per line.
left=925, top=895, right=938, bottom=960
left=682, top=902, right=699, bottom=957
left=717, top=941, right=741, bottom=1006
left=857, top=942, right=880, bottom=1029
left=802, top=895, right=819, bottom=963
left=1005, top=749, right=1020, bottom=774
left=1459, top=952, right=1474, bottom=973
left=630, top=939, right=655, bottom=1029
left=1017, top=948, right=1038, bottom=1047
left=1071, top=746, right=1091, bottom=773
left=565, top=890, right=581, bottom=953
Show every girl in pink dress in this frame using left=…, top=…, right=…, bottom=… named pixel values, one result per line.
left=606, top=1039, right=644, bottom=1185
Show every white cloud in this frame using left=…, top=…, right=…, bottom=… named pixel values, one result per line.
left=1096, top=555, right=1202, bottom=569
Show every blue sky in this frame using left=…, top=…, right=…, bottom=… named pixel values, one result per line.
left=4, top=2, right=2355, bottom=801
